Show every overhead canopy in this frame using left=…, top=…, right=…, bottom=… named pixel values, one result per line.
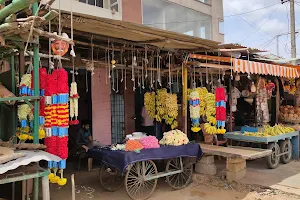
left=58, top=13, right=220, bottom=51
left=189, top=54, right=300, bottom=78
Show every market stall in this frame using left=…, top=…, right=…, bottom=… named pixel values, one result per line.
left=88, top=130, right=202, bottom=200
left=188, top=52, right=300, bottom=170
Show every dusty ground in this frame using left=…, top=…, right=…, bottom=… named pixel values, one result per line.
left=49, top=161, right=300, bottom=200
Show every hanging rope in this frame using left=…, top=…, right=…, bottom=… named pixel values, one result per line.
left=70, top=0, right=76, bottom=82
left=121, top=48, right=124, bottom=82
left=105, top=49, right=108, bottom=84
left=168, top=52, right=172, bottom=92
left=58, top=0, right=62, bottom=68
left=116, top=70, right=119, bottom=93
left=24, top=2, right=43, bottom=53
left=108, top=40, right=111, bottom=79
left=48, top=7, right=53, bottom=73
left=205, top=52, right=209, bottom=84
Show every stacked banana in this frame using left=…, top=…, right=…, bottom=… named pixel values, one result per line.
left=243, top=125, right=295, bottom=137
left=144, top=92, right=156, bottom=119
left=207, top=116, right=217, bottom=125
left=204, top=123, right=217, bottom=134
left=205, top=93, right=216, bottom=117
left=155, top=89, right=167, bottom=122
left=196, top=87, right=208, bottom=117
left=165, top=93, right=178, bottom=129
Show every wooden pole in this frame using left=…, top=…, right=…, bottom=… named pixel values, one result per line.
left=182, top=63, right=188, bottom=134
left=0, top=0, right=38, bottom=22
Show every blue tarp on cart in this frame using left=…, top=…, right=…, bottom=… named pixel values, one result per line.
left=88, top=143, right=202, bottom=174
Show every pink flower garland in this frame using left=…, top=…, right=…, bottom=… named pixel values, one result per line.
left=139, top=136, right=160, bottom=149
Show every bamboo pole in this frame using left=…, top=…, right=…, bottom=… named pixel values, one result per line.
left=32, top=2, right=40, bottom=199
left=0, top=0, right=38, bottom=22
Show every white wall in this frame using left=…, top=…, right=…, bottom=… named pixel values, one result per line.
left=44, top=0, right=122, bottom=20
left=167, top=0, right=224, bottom=43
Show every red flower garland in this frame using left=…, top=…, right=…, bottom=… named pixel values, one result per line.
left=45, top=136, right=58, bottom=155
left=57, top=137, right=68, bottom=159
left=45, top=73, right=58, bottom=96
left=216, top=107, right=226, bottom=121
left=215, top=87, right=226, bottom=102
left=56, top=68, right=69, bottom=94
left=40, top=68, right=47, bottom=90
left=40, top=97, right=45, bottom=116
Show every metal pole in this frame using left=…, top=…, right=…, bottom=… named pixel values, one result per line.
left=276, top=35, right=279, bottom=57
left=290, top=0, right=297, bottom=60
left=32, top=2, right=40, bottom=200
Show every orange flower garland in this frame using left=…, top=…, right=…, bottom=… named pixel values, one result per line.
left=125, top=140, right=144, bottom=151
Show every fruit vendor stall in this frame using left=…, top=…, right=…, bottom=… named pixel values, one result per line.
left=224, top=125, right=299, bottom=169
left=88, top=129, right=202, bottom=200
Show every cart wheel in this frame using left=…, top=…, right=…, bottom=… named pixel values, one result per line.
left=266, top=143, right=280, bottom=169
left=99, top=163, right=123, bottom=192
left=125, top=160, right=158, bottom=200
left=166, top=157, right=193, bottom=190
left=280, top=139, right=292, bottom=164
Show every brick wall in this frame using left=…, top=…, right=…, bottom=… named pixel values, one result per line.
left=91, top=68, right=111, bottom=145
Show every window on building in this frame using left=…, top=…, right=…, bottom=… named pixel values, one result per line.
left=110, top=0, right=119, bottom=12
left=197, top=0, right=211, bottom=4
left=142, top=0, right=212, bottom=40
left=219, top=18, right=224, bottom=34
left=79, top=0, right=104, bottom=8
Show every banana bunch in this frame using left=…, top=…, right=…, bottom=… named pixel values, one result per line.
left=207, top=116, right=217, bottom=125
left=243, top=125, right=295, bottom=137
left=204, top=123, right=217, bottom=134
left=155, top=89, right=167, bottom=122
left=205, top=93, right=216, bottom=117
left=144, top=92, right=156, bottom=119
left=196, top=87, right=208, bottom=117
left=244, top=132, right=268, bottom=137
left=165, top=93, right=178, bottom=119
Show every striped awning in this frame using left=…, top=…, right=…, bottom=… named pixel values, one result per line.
left=188, top=54, right=299, bottom=78
left=233, top=58, right=299, bottom=78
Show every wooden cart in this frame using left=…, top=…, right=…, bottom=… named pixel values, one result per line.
left=224, top=131, right=299, bottom=169
left=99, top=157, right=194, bottom=200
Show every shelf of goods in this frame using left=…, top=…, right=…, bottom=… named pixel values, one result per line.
left=224, top=126, right=299, bottom=169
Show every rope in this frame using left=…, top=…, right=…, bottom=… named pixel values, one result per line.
left=70, top=0, right=75, bottom=82
left=24, top=2, right=43, bottom=53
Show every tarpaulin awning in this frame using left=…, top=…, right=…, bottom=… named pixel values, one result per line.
left=189, top=54, right=299, bottom=78
left=233, top=58, right=299, bottom=78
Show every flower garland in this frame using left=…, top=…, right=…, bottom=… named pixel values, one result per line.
left=125, top=140, right=144, bottom=152
left=215, top=87, right=226, bottom=134
left=144, top=92, right=156, bottom=119
left=69, top=82, right=79, bottom=125
left=159, top=129, right=189, bottom=146
left=189, top=90, right=201, bottom=132
left=19, top=74, right=31, bottom=96
left=44, top=68, right=69, bottom=186
left=139, top=136, right=160, bottom=149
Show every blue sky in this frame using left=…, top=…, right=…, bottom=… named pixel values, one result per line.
left=223, top=0, right=300, bottom=58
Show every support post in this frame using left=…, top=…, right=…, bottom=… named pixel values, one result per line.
left=32, top=3, right=40, bottom=200
left=182, top=63, right=188, bottom=134
left=11, top=55, right=16, bottom=141
left=290, top=0, right=297, bottom=61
